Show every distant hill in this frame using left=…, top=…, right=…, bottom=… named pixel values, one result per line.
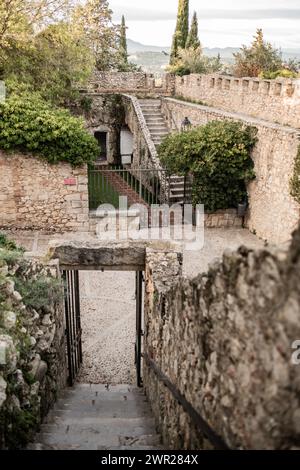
left=127, top=39, right=170, bottom=54
left=128, top=38, right=300, bottom=61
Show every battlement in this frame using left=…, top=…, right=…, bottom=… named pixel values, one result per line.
left=174, top=73, right=300, bottom=128
left=85, top=71, right=299, bottom=128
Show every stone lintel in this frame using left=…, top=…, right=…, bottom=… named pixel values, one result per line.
left=48, top=239, right=182, bottom=271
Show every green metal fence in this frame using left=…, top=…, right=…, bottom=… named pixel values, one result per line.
left=88, top=166, right=170, bottom=210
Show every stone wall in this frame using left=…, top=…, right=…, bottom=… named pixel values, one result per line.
left=0, top=250, right=67, bottom=449
left=161, top=98, right=300, bottom=244
left=174, top=74, right=300, bottom=129
left=0, top=152, right=90, bottom=233
left=86, top=72, right=175, bottom=97
left=143, top=224, right=300, bottom=450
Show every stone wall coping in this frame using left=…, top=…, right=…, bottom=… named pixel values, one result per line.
left=162, top=97, right=300, bottom=135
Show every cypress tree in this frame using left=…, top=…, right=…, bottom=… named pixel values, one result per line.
left=186, top=11, right=200, bottom=50
left=170, top=0, right=189, bottom=64
left=119, top=15, right=128, bottom=64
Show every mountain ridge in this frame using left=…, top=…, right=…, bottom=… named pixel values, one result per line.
left=127, top=39, right=300, bottom=60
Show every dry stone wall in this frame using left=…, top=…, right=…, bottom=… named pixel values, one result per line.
left=144, top=224, right=300, bottom=450
left=175, top=74, right=300, bottom=129
left=0, top=252, right=67, bottom=449
left=0, top=152, right=90, bottom=233
left=161, top=98, right=300, bottom=244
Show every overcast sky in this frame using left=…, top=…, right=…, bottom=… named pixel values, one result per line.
left=109, top=0, right=300, bottom=50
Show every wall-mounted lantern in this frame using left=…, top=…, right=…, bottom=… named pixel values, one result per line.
left=181, top=117, right=192, bottom=132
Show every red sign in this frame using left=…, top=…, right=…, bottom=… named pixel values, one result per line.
left=64, top=177, right=77, bottom=186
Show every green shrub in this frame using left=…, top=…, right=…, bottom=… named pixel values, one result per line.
left=158, top=120, right=257, bottom=212
left=14, top=276, right=62, bottom=310
left=0, top=233, right=21, bottom=251
left=290, top=146, right=300, bottom=204
left=0, top=92, right=99, bottom=166
left=259, top=69, right=298, bottom=79
left=168, top=47, right=222, bottom=76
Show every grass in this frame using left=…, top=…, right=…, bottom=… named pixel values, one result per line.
left=88, top=170, right=120, bottom=210
left=88, top=166, right=162, bottom=209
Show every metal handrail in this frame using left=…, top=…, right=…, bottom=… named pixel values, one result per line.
left=143, top=353, right=230, bottom=450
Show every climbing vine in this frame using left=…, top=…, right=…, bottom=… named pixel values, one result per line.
left=290, top=145, right=300, bottom=204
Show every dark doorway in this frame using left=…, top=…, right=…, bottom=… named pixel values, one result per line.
left=94, top=131, right=108, bottom=162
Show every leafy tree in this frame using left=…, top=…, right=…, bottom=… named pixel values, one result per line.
left=119, top=15, right=128, bottom=65
left=233, top=29, right=283, bottom=77
left=0, top=21, right=94, bottom=105
left=170, top=0, right=189, bottom=65
left=116, top=14, right=139, bottom=72
left=0, top=92, right=99, bottom=166
left=169, top=47, right=222, bottom=76
left=186, top=11, right=200, bottom=50
left=73, top=0, right=121, bottom=71
left=170, top=34, right=179, bottom=66
left=158, top=121, right=257, bottom=212
left=0, top=0, right=71, bottom=45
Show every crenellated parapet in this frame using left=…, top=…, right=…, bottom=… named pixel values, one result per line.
left=174, top=73, right=300, bottom=128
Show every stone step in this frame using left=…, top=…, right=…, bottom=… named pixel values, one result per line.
left=70, top=384, right=142, bottom=392
left=28, top=383, right=161, bottom=451
left=49, top=402, right=153, bottom=419
left=139, top=100, right=161, bottom=105
left=57, top=391, right=147, bottom=403
left=143, top=112, right=164, bottom=117
left=140, top=106, right=161, bottom=111
left=148, top=127, right=169, bottom=133
left=149, top=128, right=169, bottom=133
left=170, top=185, right=192, bottom=191
left=144, top=118, right=165, bottom=124
left=35, top=420, right=157, bottom=449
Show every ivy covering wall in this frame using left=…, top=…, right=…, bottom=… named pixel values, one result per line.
left=290, top=146, right=300, bottom=205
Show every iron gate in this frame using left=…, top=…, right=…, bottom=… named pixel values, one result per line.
left=63, top=270, right=83, bottom=386
left=135, top=271, right=144, bottom=387
left=63, top=269, right=144, bottom=387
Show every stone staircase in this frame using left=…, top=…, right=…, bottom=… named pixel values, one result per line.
left=139, top=99, right=170, bottom=148
left=28, top=384, right=163, bottom=450
left=138, top=99, right=191, bottom=205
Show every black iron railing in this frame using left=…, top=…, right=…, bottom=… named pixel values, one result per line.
left=143, top=353, right=230, bottom=450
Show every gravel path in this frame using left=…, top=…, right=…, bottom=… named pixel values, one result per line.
left=77, top=271, right=137, bottom=385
